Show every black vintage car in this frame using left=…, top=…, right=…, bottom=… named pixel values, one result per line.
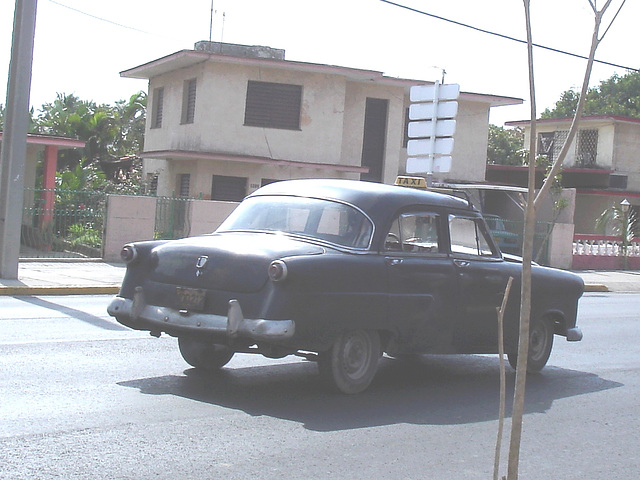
left=108, top=179, right=583, bottom=394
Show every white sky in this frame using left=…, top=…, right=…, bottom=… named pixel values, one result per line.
left=1, top=0, right=637, bottom=127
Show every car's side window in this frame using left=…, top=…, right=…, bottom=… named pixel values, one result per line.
left=384, top=212, right=440, bottom=254
left=449, top=214, right=495, bottom=257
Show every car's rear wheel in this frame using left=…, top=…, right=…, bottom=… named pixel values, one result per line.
left=178, top=337, right=234, bottom=370
left=507, top=316, right=554, bottom=373
left=318, top=329, right=381, bottom=394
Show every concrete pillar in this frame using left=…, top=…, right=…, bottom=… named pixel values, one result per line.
left=39, top=145, right=57, bottom=228
left=103, top=195, right=156, bottom=262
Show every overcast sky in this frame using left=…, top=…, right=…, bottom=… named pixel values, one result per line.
left=1, top=0, right=636, bottom=127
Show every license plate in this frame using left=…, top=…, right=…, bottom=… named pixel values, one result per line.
left=176, top=287, right=206, bottom=311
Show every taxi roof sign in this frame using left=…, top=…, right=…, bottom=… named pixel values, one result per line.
left=395, top=176, right=427, bottom=189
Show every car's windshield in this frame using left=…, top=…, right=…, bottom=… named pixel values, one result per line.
left=217, top=195, right=374, bottom=249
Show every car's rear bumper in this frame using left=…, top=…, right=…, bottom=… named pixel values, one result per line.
left=566, top=327, right=583, bottom=342
left=107, top=287, right=295, bottom=342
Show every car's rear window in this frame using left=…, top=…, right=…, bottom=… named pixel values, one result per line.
left=217, top=195, right=374, bottom=249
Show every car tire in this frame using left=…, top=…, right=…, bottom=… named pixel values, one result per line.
left=178, top=337, right=234, bottom=370
left=318, top=329, right=381, bottom=394
left=507, top=316, right=554, bottom=373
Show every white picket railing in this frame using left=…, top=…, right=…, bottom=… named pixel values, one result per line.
left=573, top=235, right=640, bottom=257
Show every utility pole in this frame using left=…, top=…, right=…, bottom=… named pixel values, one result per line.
left=0, top=0, right=38, bottom=279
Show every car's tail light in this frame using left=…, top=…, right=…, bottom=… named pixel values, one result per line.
left=268, top=260, right=288, bottom=282
left=120, top=244, right=138, bottom=264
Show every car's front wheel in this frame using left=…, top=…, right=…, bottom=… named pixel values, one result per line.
left=318, top=329, right=381, bottom=394
left=507, top=316, right=554, bottom=373
left=178, top=337, right=234, bottom=370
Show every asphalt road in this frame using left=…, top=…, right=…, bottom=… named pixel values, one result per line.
left=0, top=293, right=638, bottom=480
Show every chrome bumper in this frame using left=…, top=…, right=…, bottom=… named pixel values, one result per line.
left=107, top=287, right=295, bottom=342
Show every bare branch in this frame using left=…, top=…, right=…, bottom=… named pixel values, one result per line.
left=534, top=0, right=618, bottom=208
left=600, top=0, right=626, bottom=42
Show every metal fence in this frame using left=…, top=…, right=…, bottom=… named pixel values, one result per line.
left=21, top=188, right=106, bottom=258
left=154, top=196, right=192, bottom=240
left=20, top=189, right=193, bottom=258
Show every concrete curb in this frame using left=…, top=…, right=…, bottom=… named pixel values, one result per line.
left=0, top=285, right=120, bottom=296
left=584, top=284, right=609, bottom=292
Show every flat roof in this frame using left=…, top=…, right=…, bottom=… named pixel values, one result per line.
left=121, top=49, right=522, bottom=108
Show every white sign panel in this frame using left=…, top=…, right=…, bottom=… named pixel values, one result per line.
left=408, top=119, right=457, bottom=138
left=406, top=156, right=452, bottom=174
left=410, top=83, right=460, bottom=102
left=409, top=101, right=459, bottom=121
left=407, top=137, right=455, bottom=157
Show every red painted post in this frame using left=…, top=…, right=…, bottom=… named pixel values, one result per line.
left=39, top=145, right=57, bottom=228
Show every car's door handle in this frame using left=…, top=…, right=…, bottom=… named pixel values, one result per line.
left=454, top=259, right=470, bottom=268
left=386, top=258, right=403, bottom=266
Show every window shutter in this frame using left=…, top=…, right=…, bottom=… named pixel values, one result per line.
left=244, top=81, right=302, bottom=130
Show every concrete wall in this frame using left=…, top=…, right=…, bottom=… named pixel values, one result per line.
left=103, top=195, right=239, bottom=261
left=548, top=222, right=575, bottom=269
left=103, top=195, right=156, bottom=262
left=189, top=199, right=238, bottom=236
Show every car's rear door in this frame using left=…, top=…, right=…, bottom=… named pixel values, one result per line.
left=447, top=212, right=517, bottom=352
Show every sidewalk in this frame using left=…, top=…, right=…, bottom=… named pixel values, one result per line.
left=0, top=259, right=125, bottom=295
left=0, top=260, right=639, bottom=295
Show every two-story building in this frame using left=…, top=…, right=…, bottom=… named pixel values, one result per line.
left=121, top=41, right=521, bottom=200
left=492, top=115, right=640, bottom=236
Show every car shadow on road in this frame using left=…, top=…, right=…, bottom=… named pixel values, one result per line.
left=118, top=354, right=622, bottom=432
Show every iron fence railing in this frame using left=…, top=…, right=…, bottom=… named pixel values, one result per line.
left=154, top=196, right=191, bottom=240
left=21, top=188, right=106, bottom=258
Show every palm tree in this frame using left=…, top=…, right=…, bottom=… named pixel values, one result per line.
left=596, top=200, right=637, bottom=268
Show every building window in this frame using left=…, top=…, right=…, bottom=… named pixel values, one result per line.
left=147, top=173, right=158, bottom=195
left=576, top=129, right=598, bottom=167
left=181, top=78, right=197, bottom=124
left=211, top=175, right=247, bottom=201
left=177, top=174, right=190, bottom=197
left=538, top=130, right=568, bottom=163
left=244, top=80, right=302, bottom=130
left=151, top=87, right=164, bottom=129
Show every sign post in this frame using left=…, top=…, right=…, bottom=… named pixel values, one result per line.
left=406, top=81, right=459, bottom=176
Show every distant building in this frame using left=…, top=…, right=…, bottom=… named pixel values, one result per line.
left=121, top=41, right=521, bottom=199
left=492, top=115, right=640, bottom=235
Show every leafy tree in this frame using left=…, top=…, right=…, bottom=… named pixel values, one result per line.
left=32, top=92, right=146, bottom=174
left=487, top=125, right=526, bottom=165
left=541, top=70, right=640, bottom=119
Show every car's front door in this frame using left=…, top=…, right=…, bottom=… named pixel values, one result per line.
left=383, top=210, right=459, bottom=354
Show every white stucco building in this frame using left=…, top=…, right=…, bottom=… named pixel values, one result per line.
left=121, top=41, right=521, bottom=200
left=499, top=115, right=640, bottom=235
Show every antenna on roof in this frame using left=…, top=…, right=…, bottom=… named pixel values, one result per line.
left=221, top=11, right=226, bottom=42
left=209, top=1, right=215, bottom=42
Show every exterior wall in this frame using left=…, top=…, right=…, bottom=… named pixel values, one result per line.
left=443, top=100, right=490, bottom=183
left=142, top=58, right=499, bottom=196
left=613, top=123, right=640, bottom=191
left=597, top=124, right=615, bottom=168
left=548, top=222, right=575, bottom=269
left=573, top=193, right=616, bottom=235
left=189, top=199, right=238, bottom=235
left=103, top=195, right=156, bottom=262
left=145, top=63, right=350, bottom=165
